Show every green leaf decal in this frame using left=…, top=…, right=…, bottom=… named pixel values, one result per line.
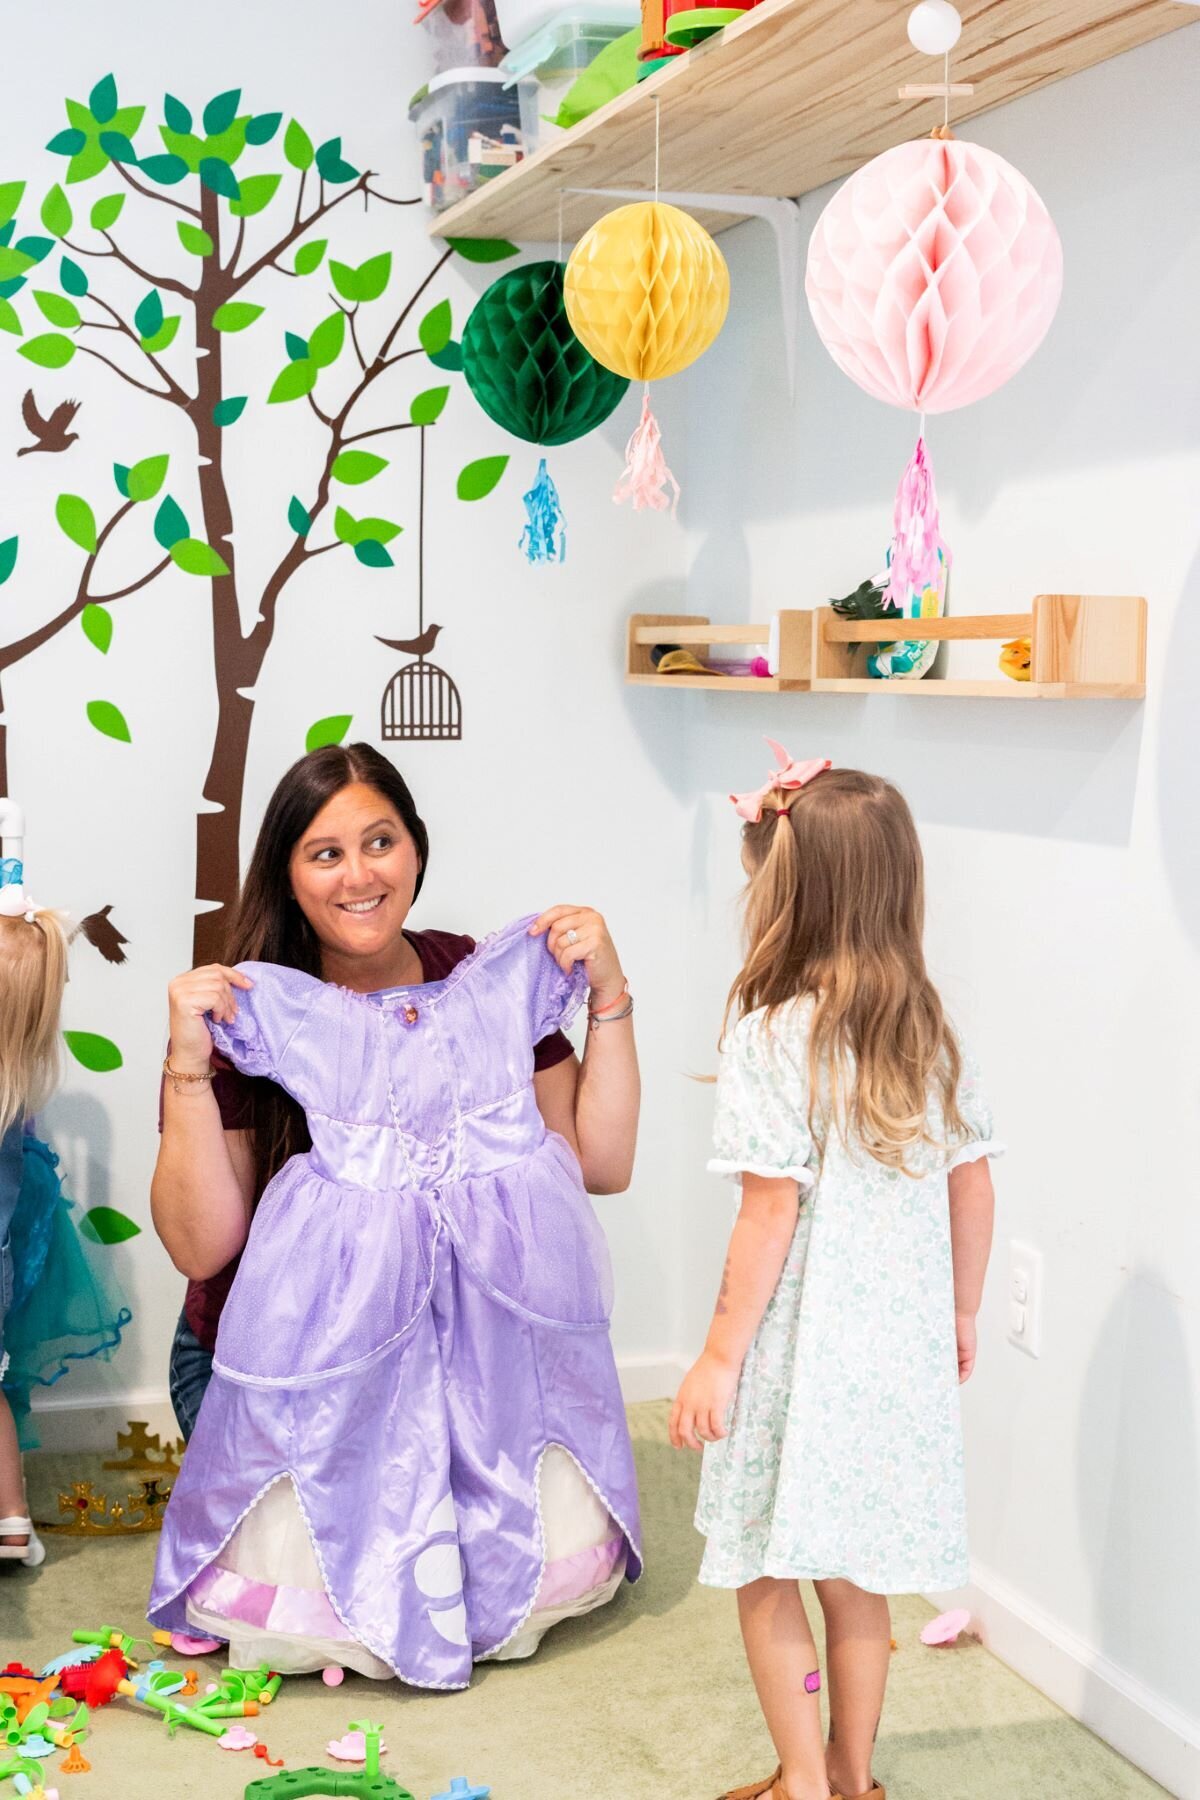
left=314, top=137, right=359, bottom=184
left=64, top=1028, right=123, bottom=1071
left=246, top=111, right=282, bottom=146
left=89, top=74, right=119, bottom=125
left=230, top=172, right=281, bottom=217
left=457, top=455, right=509, bottom=501
left=41, top=184, right=73, bottom=238
left=140, top=154, right=190, bottom=186
left=140, top=315, right=180, bottom=354
left=419, top=299, right=452, bottom=355
left=0, top=249, right=34, bottom=283
left=170, top=537, right=231, bottom=577
left=213, top=394, right=247, bottom=426
left=354, top=251, right=391, bottom=302
left=294, top=237, right=326, bottom=276
left=60, top=256, right=89, bottom=297
left=288, top=495, right=311, bottom=535
left=285, top=331, right=309, bottom=361
left=80, top=1205, right=141, bottom=1244
left=90, top=191, right=125, bottom=231
left=328, top=259, right=360, bottom=303
left=112, top=463, right=130, bottom=496
left=177, top=221, right=214, bottom=257
left=283, top=119, right=314, bottom=170
left=212, top=301, right=263, bottom=332
left=56, top=492, right=98, bottom=553
left=34, top=289, right=81, bottom=328
left=47, top=129, right=88, bottom=158
left=267, top=358, right=317, bottom=404
left=15, top=236, right=55, bottom=264
left=163, top=94, right=193, bottom=135
left=448, top=236, right=520, bottom=263
left=306, top=310, right=344, bottom=368
left=203, top=88, right=242, bottom=136
left=347, top=516, right=401, bottom=545
left=0, top=182, right=25, bottom=228
left=86, top=700, right=131, bottom=743
left=333, top=506, right=358, bottom=545
left=153, top=495, right=189, bottom=548
left=127, top=453, right=169, bottom=502
left=98, top=132, right=138, bottom=165
left=410, top=385, right=449, bottom=425
left=18, top=333, right=75, bottom=369
left=81, top=603, right=112, bottom=653
left=354, top=539, right=394, bottom=568
left=199, top=157, right=240, bottom=200
left=0, top=537, right=18, bottom=584
left=134, top=288, right=163, bottom=339
left=0, top=297, right=20, bottom=336
left=332, top=450, right=387, bottom=485
left=305, top=713, right=353, bottom=752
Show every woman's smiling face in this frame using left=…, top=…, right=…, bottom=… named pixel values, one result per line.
left=288, top=781, right=422, bottom=962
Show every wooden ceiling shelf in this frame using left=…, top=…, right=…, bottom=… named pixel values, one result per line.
left=429, top=0, right=1195, bottom=246
left=627, top=595, right=1147, bottom=699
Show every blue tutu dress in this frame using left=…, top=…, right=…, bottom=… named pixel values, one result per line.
left=0, top=1118, right=131, bottom=1448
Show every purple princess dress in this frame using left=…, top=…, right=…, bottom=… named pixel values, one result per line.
left=149, top=917, right=642, bottom=1688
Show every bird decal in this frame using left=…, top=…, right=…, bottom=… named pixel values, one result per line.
left=375, top=623, right=443, bottom=659
left=18, top=390, right=81, bottom=456
left=71, top=904, right=130, bottom=966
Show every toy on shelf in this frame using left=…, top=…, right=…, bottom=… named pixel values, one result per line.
left=499, top=12, right=640, bottom=152
left=409, top=71, right=522, bottom=216
left=1000, top=636, right=1032, bottom=681
left=461, top=259, right=629, bottom=562
left=663, top=0, right=748, bottom=48
left=565, top=200, right=728, bottom=511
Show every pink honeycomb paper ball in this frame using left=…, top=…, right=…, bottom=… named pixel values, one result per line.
left=806, top=136, right=1063, bottom=414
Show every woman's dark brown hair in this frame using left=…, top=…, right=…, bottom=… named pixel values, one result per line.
left=223, top=743, right=428, bottom=1198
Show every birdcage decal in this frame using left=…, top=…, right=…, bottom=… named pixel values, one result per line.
left=381, top=659, right=462, bottom=741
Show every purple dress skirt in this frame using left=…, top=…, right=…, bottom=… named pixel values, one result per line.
left=148, top=918, right=643, bottom=1689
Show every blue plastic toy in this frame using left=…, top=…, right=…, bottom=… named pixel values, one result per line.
left=433, top=1782, right=491, bottom=1800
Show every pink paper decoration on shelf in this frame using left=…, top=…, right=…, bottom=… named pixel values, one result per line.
left=805, top=136, right=1063, bottom=414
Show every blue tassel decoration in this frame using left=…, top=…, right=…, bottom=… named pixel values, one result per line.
left=519, top=458, right=566, bottom=565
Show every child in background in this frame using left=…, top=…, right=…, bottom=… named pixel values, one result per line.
left=671, top=751, right=999, bottom=1800
left=0, top=879, right=129, bottom=1567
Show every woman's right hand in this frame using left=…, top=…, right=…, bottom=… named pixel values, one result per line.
left=167, top=964, right=254, bottom=1070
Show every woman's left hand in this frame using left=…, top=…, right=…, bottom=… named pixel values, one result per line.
left=530, top=906, right=625, bottom=1008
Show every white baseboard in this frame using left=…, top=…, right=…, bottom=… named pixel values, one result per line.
left=28, top=1387, right=180, bottom=1454
left=926, top=1563, right=1199, bottom=1800
left=617, top=1354, right=688, bottom=1403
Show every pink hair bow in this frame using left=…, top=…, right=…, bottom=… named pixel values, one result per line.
left=730, top=741, right=831, bottom=822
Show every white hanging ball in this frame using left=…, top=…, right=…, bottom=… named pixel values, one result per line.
left=907, top=0, right=962, bottom=55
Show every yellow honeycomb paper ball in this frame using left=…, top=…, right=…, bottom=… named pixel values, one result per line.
left=564, top=201, right=730, bottom=383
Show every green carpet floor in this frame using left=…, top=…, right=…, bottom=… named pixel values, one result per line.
left=0, top=1403, right=1165, bottom=1800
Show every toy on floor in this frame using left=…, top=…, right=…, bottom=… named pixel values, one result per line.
left=321, top=1667, right=344, bottom=1688
left=13, top=1774, right=59, bottom=1799
left=434, top=1780, right=491, bottom=1800
left=327, top=1729, right=388, bottom=1764
left=0, top=1669, right=58, bottom=1724
left=154, top=1630, right=222, bottom=1656
left=920, top=1607, right=973, bottom=1646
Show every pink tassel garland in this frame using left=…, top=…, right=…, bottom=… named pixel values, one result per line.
left=614, top=391, right=680, bottom=515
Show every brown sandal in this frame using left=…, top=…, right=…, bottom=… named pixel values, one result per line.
left=831, top=1786, right=886, bottom=1800
left=717, top=1770, right=782, bottom=1800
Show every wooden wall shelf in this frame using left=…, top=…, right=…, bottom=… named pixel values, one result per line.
left=430, top=0, right=1195, bottom=245
left=627, top=596, right=1147, bottom=700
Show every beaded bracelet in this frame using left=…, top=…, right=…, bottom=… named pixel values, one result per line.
left=163, top=1056, right=214, bottom=1096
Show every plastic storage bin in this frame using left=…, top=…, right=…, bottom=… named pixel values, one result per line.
left=409, top=68, right=523, bottom=213
left=414, top=0, right=509, bottom=71
left=500, top=4, right=640, bottom=153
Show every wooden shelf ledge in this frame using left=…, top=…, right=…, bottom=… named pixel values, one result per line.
left=627, top=596, right=1147, bottom=699
left=430, top=0, right=1195, bottom=246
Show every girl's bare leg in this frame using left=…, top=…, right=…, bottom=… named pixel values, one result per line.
left=814, top=1578, right=891, bottom=1797
left=737, top=1577, right=831, bottom=1800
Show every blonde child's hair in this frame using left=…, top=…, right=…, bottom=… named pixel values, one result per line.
left=0, top=909, right=68, bottom=1137
left=726, top=768, right=967, bottom=1172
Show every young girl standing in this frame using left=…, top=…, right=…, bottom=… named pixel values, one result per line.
left=671, top=751, right=999, bottom=1800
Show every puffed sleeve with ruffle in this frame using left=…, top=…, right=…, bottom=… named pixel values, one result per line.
left=947, top=1045, right=1005, bottom=1169
left=708, top=1007, right=816, bottom=1189
left=206, top=962, right=323, bottom=1097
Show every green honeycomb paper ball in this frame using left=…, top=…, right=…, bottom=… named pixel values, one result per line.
left=461, top=260, right=629, bottom=447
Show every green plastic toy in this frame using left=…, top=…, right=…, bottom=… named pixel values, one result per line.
left=243, top=1721, right=413, bottom=1800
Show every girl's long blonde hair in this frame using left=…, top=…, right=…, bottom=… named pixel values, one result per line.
left=0, top=909, right=69, bottom=1137
left=726, top=769, right=967, bottom=1171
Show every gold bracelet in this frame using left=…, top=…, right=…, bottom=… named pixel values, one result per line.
left=163, top=1056, right=214, bottom=1096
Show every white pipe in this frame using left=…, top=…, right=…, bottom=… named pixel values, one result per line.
left=0, top=795, right=25, bottom=864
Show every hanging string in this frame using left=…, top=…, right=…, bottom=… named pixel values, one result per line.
left=557, top=189, right=564, bottom=265
left=944, top=51, right=950, bottom=132
left=654, top=95, right=661, bottom=203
